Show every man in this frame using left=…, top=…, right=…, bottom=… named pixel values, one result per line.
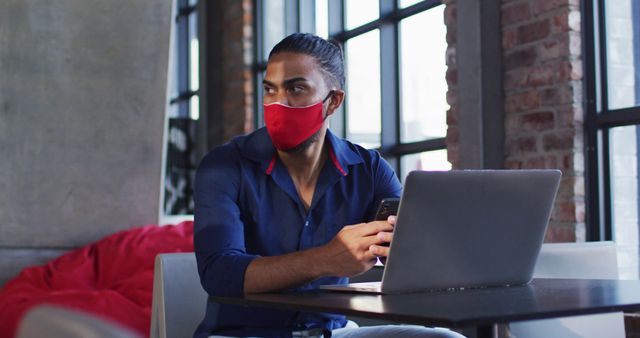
left=194, top=33, right=464, bottom=338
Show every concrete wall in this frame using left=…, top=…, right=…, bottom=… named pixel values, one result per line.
left=0, top=0, right=172, bottom=286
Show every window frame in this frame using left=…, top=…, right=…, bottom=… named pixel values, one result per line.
left=584, top=0, right=640, bottom=240
left=170, top=0, right=199, bottom=115
left=162, top=0, right=199, bottom=217
left=253, top=0, right=447, bottom=176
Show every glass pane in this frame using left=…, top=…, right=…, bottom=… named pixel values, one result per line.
left=316, top=0, right=329, bottom=39
left=345, top=0, right=379, bottom=30
left=400, top=0, right=424, bottom=8
left=400, top=6, right=448, bottom=143
left=610, top=125, right=640, bottom=279
left=605, top=0, right=640, bottom=109
left=169, top=27, right=179, bottom=101
left=165, top=117, right=196, bottom=215
left=263, top=0, right=286, bottom=60
left=167, top=102, right=180, bottom=119
left=400, top=150, right=451, bottom=181
left=346, top=29, right=381, bottom=148
left=189, top=12, right=199, bottom=92
left=256, top=71, right=265, bottom=127
left=190, top=95, right=200, bottom=120
left=179, top=100, right=190, bottom=118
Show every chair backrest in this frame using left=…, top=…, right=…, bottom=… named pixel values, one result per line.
left=150, top=253, right=208, bottom=338
left=17, top=305, right=142, bottom=338
left=508, top=241, right=624, bottom=338
left=534, top=241, right=619, bottom=279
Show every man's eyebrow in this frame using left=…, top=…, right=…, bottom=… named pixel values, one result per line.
left=262, top=77, right=309, bottom=87
left=283, top=77, right=308, bottom=86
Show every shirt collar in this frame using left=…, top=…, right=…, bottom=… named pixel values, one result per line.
left=238, top=127, right=364, bottom=175
left=324, top=128, right=364, bottom=175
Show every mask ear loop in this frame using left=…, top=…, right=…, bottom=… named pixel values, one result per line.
left=321, top=90, right=335, bottom=122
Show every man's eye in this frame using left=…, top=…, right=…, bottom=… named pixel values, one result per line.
left=289, top=86, right=305, bottom=94
left=263, top=87, right=274, bottom=94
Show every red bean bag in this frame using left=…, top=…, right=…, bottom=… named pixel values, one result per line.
left=0, top=221, right=194, bottom=338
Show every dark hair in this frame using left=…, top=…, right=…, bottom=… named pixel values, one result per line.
left=268, top=33, right=345, bottom=89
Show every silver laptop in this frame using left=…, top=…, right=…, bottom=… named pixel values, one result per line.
left=320, top=169, right=561, bottom=294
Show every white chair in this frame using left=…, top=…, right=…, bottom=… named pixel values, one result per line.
left=150, top=253, right=209, bottom=338
left=150, top=253, right=387, bottom=338
left=507, top=241, right=625, bottom=338
left=17, top=305, right=141, bottom=338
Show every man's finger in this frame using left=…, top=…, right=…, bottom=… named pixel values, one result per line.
left=362, top=249, right=379, bottom=262
left=387, top=215, right=397, bottom=226
left=361, top=234, right=387, bottom=249
left=377, top=231, right=393, bottom=243
left=369, top=244, right=391, bottom=257
left=353, top=221, right=393, bottom=237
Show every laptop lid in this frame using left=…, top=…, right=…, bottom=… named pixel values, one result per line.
left=380, top=169, right=561, bottom=294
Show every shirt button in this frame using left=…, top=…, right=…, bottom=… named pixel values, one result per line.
left=304, top=221, right=309, bottom=227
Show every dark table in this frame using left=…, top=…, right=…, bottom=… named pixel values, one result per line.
left=213, top=278, right=640, bottom=338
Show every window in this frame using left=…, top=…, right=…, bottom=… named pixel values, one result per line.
left=162, top=0, right=199, bottom=217
left=254, top=0, right=450, bottom=181
left=584, top=0, right=640, bottom=271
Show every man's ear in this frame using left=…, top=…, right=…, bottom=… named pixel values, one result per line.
left=325, top=90, right=345, bottom=117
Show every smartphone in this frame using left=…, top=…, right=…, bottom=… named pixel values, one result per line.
left=374, top=198, right=399, bottom=252
left=374, top=198, right=400, bottom=221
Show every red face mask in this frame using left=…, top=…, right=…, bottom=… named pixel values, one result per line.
left=263, top=92, right=333, bottom=150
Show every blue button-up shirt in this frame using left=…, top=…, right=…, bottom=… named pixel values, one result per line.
left=193, top=127, right=401, bottom=338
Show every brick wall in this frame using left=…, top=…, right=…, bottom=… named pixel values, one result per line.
left=445, top=0, right=585, bottom=242
left=219, top=0, right=254, bottom=140
left=444, top=0, right=460, bottom=169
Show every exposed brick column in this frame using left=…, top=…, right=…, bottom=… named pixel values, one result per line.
left=220, top=0, right=254, bottom=139
left=445, top=0, right=585, bottom=242
left=444, top=0, right=460, bottom=169
left=501, top=0, right=584, bottom=242
left=201, top=0, right=254, bottom=152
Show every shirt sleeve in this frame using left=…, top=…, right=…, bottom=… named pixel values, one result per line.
left=367, top=150, right=403, bottom=220
left=193, top=146, right=258, bottom=297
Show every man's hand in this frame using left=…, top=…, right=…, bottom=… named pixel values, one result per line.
left=243, top=216, right=396, bottom=294
left=318, top=217, right=395, bottom=277
left=369, top=215, right=396, bottom=258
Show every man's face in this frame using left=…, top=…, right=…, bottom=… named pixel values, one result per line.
left=263, top=52, right=330, bottom=107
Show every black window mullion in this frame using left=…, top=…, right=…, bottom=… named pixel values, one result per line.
left=254, top=0, right=265, bottom=63
left=379, top=138, right=446, bottom=158
left=256, top=72, right=265, bottom=128
left=328, top=0, right=345, bottom=138
left=601, top=127, right=613, bottom=241
left=176, top=0, right=191, bottom=118
left=254, top=0, right=265, bottom=130
left=332, top=0, right=441, bottom=42
left=597, top=0, right=609, bottom=113
left=396, top=0, right=441, bottom=17
left=582, top=0, right=601, bottom=240
left=596, top=107, right=640, bottom=126
left=177, top=2, right=197, bottom=16
left=379, top=0, right=399, bottom=172
left=334, top=20, right=381, bottom=42
left=170, top=90, right=198, bottom=105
